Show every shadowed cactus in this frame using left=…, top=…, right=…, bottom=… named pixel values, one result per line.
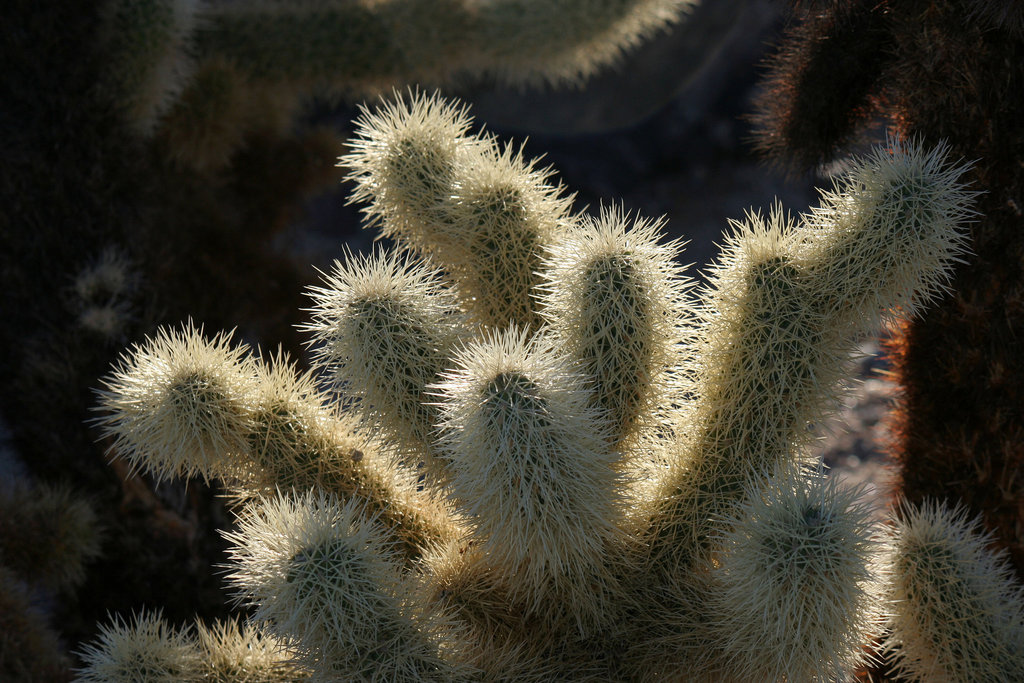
left=80, top=94, right=1022, bottom=681
left=76, top=611, right=308, bottom=682
left=0, top=483, right=102, bottom=680
left=881, top=501, right=1024, bottom=682
left=98, top=0, right=201, bottom=134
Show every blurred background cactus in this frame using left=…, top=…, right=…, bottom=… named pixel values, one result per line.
left=0, top=436, right=102, bottom=681
left=78, top=93, right=1024, bottom=681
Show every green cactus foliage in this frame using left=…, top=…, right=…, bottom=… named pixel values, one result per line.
left=79, top=93, right=1022, bottom=682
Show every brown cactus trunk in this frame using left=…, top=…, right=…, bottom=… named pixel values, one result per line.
left=880, top=0, right=1024, bottom=578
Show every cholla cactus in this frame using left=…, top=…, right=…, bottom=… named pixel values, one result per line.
left=82, top=93, right=1023, bottom=681
left=881, top=501, right=1024, bottom=682
left=189, top=0, right=696, bottom=95
left=76, top=611, right=308, bottom=682
left=95, top=0, right=695, bottom=167
left=0, top=483, right=102, bottom=680
left=97, top=0, right=202, bottom=134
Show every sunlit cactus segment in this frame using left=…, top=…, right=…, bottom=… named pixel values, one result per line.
left=431, top=327, right=626, bottom=618
left=341, top=90, right=482, bottom=249
left=304, top=250, right=466, bottom=477
left=540, top=205, right=691, bottom=449
left=76, top=610, right=199, bottom=682
left=240, top=351, right=346, bottom=492
left=649, top=139, right=975, bottom=576
left=223, top=492, right=465, bottom=681
left=94, top=322, right=256, bottom=483
left=342, top=92, right=574, bottom=330
left=707, top=469, right=882, bottom=682
left=800, top=137, right=975, bottom=333
left=242, top=353, right=458, bottom=560
left=195, top=618, right=310, bottom=681
left=98, top=0, right=201, bottom=133
left=440, top=141, right=574, bottom=330
left=882, top=501, right=1024, bottom=682
left=649, top=208, right=837, bottom=566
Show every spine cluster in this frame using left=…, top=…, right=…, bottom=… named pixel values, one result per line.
left=81, top=93, right=1022, bottom=682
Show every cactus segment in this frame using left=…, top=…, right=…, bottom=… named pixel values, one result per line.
left=648, top=207, right=834, bottom=567
left=471, top=0, right=697, bottom=87
left=94, top=322, right=255, bottom=483
left=540, top=205, right=692, bottom=450
left=194, top=1, right=402, bottom=94
left=155, top=57, right=251, bottom=171
left=431, top=327, right=627, bottom=623
left=341, top=90, right=480, bottom=244
left=440, top=142, right=573, bottom=330
left=240, top=353, right=458, bottom=561
left=194, top=618, right=310, bottom=681
left=304, top=250, right=466, bottom=478
left=882, top=501, right=1024, bottom=682
left=98, top=0, right=201, bottom=133
left=707, top=468, right=882, bottom=682
left=76, top=610, right=199, bottom=682
left=0, top=484, right=102, bottom=591
left=223, top=491, right=466, bottom=681
left=800, top=137, right=976, bottom=334
left=343, top=92, right=573, bottom=329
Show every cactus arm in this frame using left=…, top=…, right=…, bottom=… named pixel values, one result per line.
left=798, top=138, right=975, bottom=333
left=93, top=322, right=257, bottom=483
left=222, top=491, right=472, bottom=680
left=95, top=323, right=454, bottom=561
left=882, top=501, right=1024, bottom=682
left=648, top=140, right=973, bottom=572
left=430, top=326, right=629, bottom=630
left=341, top=91, right=572, bottom=330
left=304, top=249, right=467, bottom=481
left=75, top=611, right=200, bottom=682
left=466, top=0, right=697, bottom=87
left=96, top=0, right=202, bottom=133
left=539, top=205, right=693, bottom=451
left=193, top=0, right=694, bottom=95
left=704, top=469, right=882, bottom=681
left=240, top=353, right=460, bottom=561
